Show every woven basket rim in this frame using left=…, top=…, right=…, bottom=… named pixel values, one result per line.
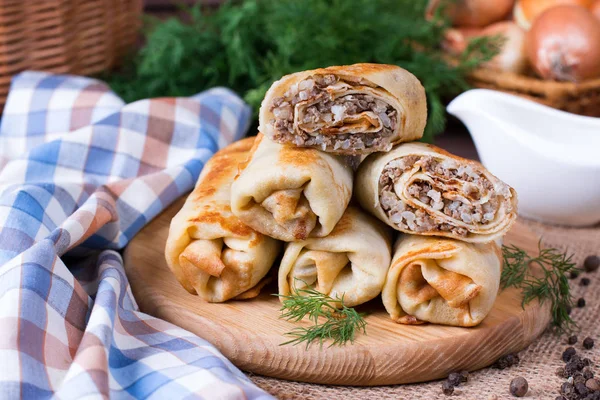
left=468, top=67, right=600, bottom=117
left=470, top=68, right=600, bottom=90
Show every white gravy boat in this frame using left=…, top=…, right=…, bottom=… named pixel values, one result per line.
left=447, top=89, right=600, bottom=227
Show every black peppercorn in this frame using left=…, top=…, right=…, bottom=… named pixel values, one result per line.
left=584, top=368, right=594, bottom=380
left=447, top=372, right=462, bottom=387
left=562, top=382, right=575, bottom=396
left=576, top=382, right=590, bottom=396
left=510, top=376, right=528, bottom=397
left=587, top=378, right=600, bottom=392
left=493, top=353, right=520, bottom=370
left=563, top=347, right=577, bottom=363
left=569, top=335, right=579, bottom=345
left=575, top=374, right=587, bottom=386
left=506, top=354, right=517, bottom=366
left=584, top=337, right=595, bottom=350
left=584, top=358, right=593, bottom=367
left=459, top=370, right=469, bottom=383
left=493, top=357, right=509, bottom=369
left=580, top=277, right=591, bottom=286
left=566, top=357, right=586, bottom=377
left=570, top=270, right=581, bottom=279
left=442, top=380, right=454, bottom=395
left=578, top=298, right=586, bottom=308
left=590, top=392, right=600, bottom=400
left=584, top=255, right=600, bottom=272
left=556, top=366, right=567, bottom=378
left=565, top=365, right=578, bottom=377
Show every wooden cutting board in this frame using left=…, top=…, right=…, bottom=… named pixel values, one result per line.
left=123, top=198, right=550, bottom=386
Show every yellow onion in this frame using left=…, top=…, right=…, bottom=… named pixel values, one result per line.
left=443, top=22, right=528, bottom=74
left=592, top=0, right=600, bottom=19
left=514, top=0, right=594, bottom=30
left=427, top=0, right=515, bottom=27
left=527, top=5, right=600, bottom=81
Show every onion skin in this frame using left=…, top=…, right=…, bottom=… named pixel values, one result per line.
left=514, top=0, right=595, bottom=30
left=527, top=5, right=600, bottom=81
left=481, top=22, right=528, bottom=73
left=443, top=22, right=528, bottom=74
left=592, top=0, right=600, bottom=19
left=427, top=0, right=515, bottom=27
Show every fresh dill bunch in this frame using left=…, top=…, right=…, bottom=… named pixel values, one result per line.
left=105, top=0, right=500, bottom=142
left=501, top=242, right=578, bottom=334
left=281, top=311, right=367, bottom=348
left=276, top=285, right=367, bottom=348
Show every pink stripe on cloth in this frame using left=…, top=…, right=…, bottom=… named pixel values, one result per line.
left=0, top=72, right=268, bottom=400
left=70, top=83, right=112, bottom=130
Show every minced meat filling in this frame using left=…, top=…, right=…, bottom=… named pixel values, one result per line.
left=270, top=74, right=397, bottom=152
left=378, top=155, right=511, bottom=237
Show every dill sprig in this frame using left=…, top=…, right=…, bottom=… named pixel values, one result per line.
left=105, top=0, right=500, bottom=142
left=501, top=242, right=578, bottom=334
left=276, top=285, right=367, bottom=348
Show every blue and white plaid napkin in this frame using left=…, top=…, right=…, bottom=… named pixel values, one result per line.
left=0, top=71, right=273, bottom=399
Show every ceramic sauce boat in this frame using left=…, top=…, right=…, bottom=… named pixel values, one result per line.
left=447, top=89, right=600, bottom=227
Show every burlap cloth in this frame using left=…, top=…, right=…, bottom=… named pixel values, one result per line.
left=248, top=219, right=600, bottom=399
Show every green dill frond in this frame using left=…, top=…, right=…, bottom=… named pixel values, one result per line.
left=275, top=284, right=367, bottom=348
left=105, top=0, right=500, bottom=140
left=501, top=242, right=578, bottom=334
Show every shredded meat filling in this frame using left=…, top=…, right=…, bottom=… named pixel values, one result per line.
left=270, top=74, right=397, bottom=152
left=378, top=155, right=512, bottom=237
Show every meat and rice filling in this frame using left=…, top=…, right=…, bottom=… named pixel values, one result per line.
left=270, top=74, right=398, bottom=153
left=378, top=156, right=513, bottom=237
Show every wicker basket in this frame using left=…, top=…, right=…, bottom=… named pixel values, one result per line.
left=0, top=0, right=143, bottom=110
left=469, top=68, right=600, bottom=117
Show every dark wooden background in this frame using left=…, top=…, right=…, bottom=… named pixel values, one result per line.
left=142, top=0, right=477, bottom=159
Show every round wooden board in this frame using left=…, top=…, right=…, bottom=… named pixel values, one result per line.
left=124, top=198, right=551, bottom=386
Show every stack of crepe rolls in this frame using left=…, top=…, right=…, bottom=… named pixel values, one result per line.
left=165, top=138, right=281, bottom=302
left=164, top=62, right=518, bottom=329
left=356, top=142, right=517, bottom=327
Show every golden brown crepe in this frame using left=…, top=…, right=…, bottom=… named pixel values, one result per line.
left=355, top=142, right=517, bottom=243
left=165, top=138, right=281, bottom=302
left=230, top=133, right=353, bottom=242
left=382, top=235, right=501, bottom=327
left=260, top=63, right=427, bottom=155
left=278, top=207, right=392, bottom=307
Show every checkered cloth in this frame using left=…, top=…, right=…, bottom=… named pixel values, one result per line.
left=0, top=72, right=274, bottom=399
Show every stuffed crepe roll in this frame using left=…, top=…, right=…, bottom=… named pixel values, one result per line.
left=165, top=138, right=281, bottom=302
left=356, top=142, right=517, bottom=243
left=278, top=207, right=392, bottom=307
left=260, top=63, right=427, bottom=155
left=382, top=235, right=501, bottom=327
left=231, top=133, right=353, bottom=242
